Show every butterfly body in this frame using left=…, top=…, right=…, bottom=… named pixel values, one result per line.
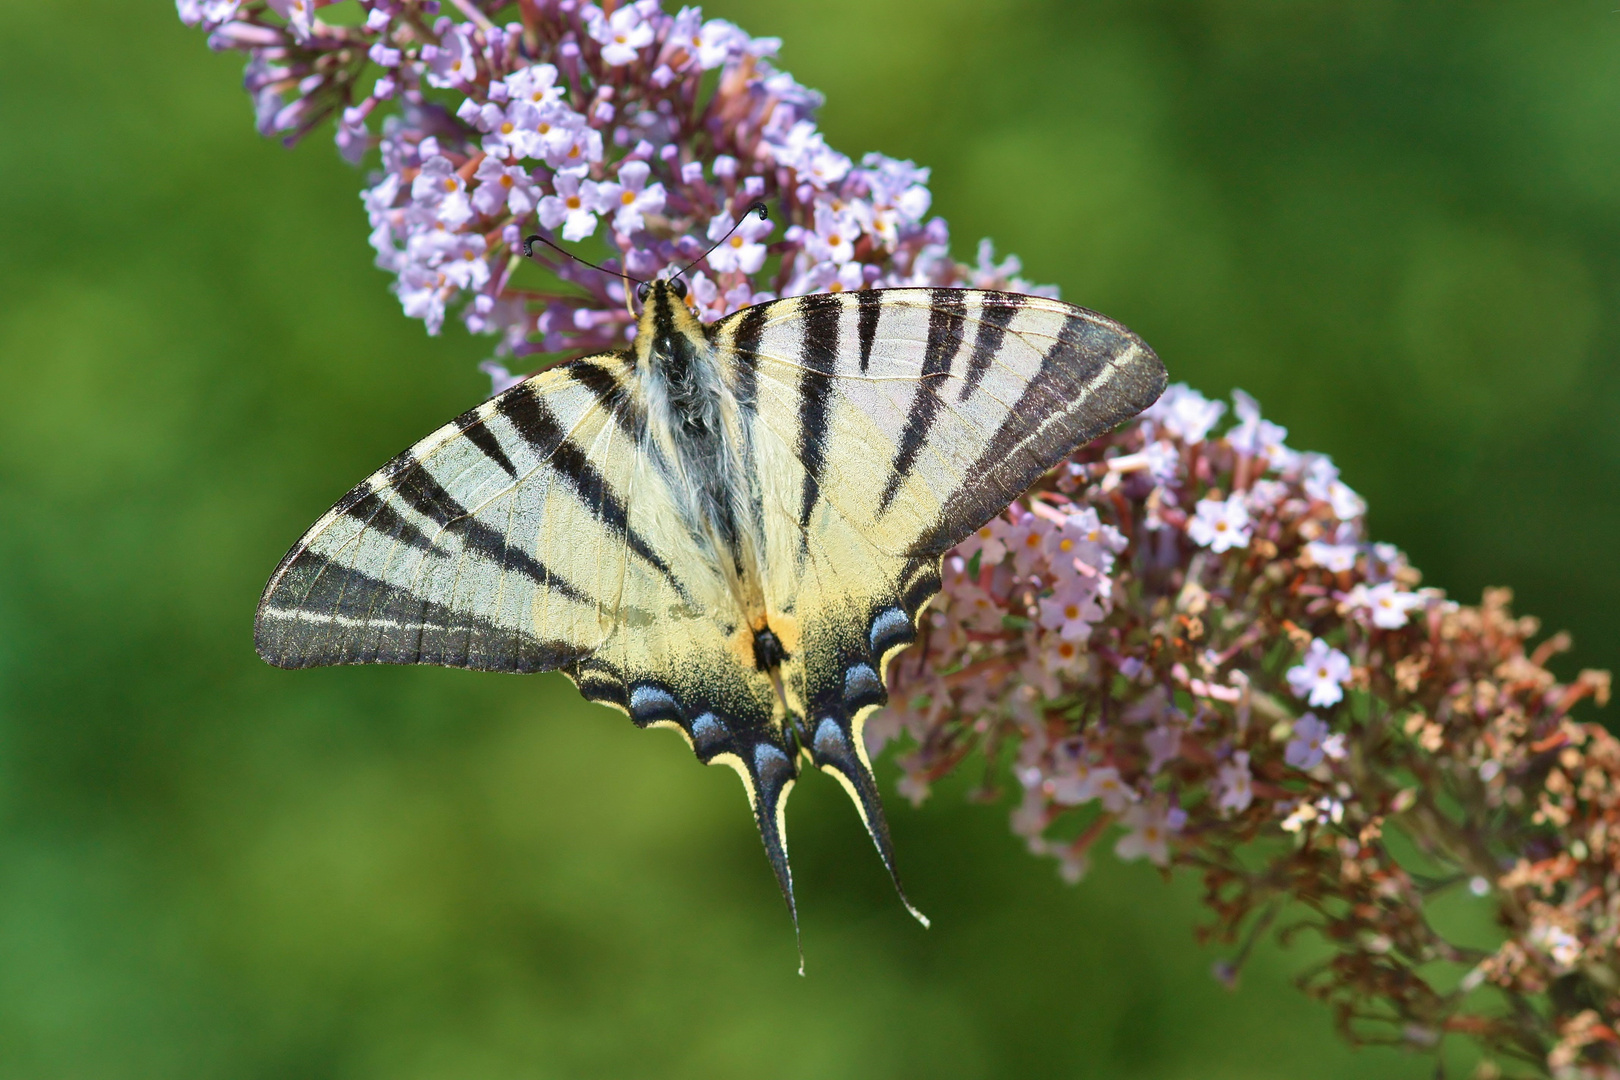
left=256, top=282, right=1166, bottom=940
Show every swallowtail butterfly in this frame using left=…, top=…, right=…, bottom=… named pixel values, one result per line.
left=256, top=272, right=1166, bottom=951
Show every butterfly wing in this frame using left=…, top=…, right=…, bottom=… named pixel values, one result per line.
left=709, top=288, right=1166, bottom=907
left=260, top=354, right=645, bottom=670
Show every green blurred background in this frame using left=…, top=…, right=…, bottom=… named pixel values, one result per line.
left=1, top=1, right=1615, bottom=1076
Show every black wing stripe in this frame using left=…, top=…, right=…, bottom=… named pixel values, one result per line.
left=856, top=288, right=883, bottom=374
left=722, top=302, right=772, bottom=546
left=796, top=293, right=841, bottom=532
left=453, top=517, right=590, bottom=602
left=877, top=289, right=967, bottom=513
left=727, top=302, right=771, bottom=414
left=496, top=385, right=681, bottom=585
left=343, top=489, right=436, bottom=552
left=565, top=358, right=642, bottom=442
left=392, top=462, right=470, bottom=527
left=457, top=409, right=519, bottom=478
left=957, top=294, right=1021, bottom=403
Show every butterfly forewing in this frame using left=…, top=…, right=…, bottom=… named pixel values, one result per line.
left=717, top=288, right=1163, bottom=560
left=258, top=354, right=671, bottom=672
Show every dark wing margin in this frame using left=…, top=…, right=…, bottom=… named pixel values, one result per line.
left=256, top=551, right=592, bottom=671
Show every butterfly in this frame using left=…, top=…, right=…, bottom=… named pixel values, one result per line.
left=255, top=275, right=1165, bottom=949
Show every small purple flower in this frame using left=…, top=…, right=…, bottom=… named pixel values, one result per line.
left=538, top=170, right=599, bottom=242
left=1227, top=389, right=1295, bottom=469
left=1344, top=581, right=1423, bottom=630
left=704, top=209, right=772, bottom=275
left=1303, top=456, right=1367, bottom=520
left=265, top=0, right=312, bottom=40
left=1146, top=383, right=1227, bottom=444
left=1115, top=799, right=1186, bottom=865
left=424, top=24, right=480, bottom=89
left=1038, top=580, right=1104, bottom=641
left=540, top=117, right=604, bottom=173
left=1061, top=765, right=1137, bottom=813
left=1286, top=713, right=1332, bottom=769
left=1305, top=540, right=1358, bottom=573
left=587, top=3, right=657, bottom=65
left=499, top=63, right=565, bottom=107
left=1188, top=497, right=1252, bottom=553
left=1215, top=752, right=1254, bottom=813
left=1007, top=514, right=1056, bottom=577
left=958, top=519, right=1010, bottom=567
left=471, top=158, right=540, bottom=218
left=1287, top=640, right=1352, bottom=708
left=411, top=156, right=474, bottom=229
left=599, top=160, right=667, bottom=235
left=1054, top=507, right=1124, bottom=572
left=1144, top=724, right=1181, bottom=774
left=176, top=0, right=241, bottom=27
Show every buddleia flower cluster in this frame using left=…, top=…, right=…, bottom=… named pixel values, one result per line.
left=877, top=383, right=1617, bottom=1078
left=182, top=2, right=1616, bottom=1075
left=178, top=0, right=1045, bottom=392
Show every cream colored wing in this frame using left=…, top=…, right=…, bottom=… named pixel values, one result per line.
left=256, top=354, right=744, bottom=697
left=708, top=287, right=1166, bottom=907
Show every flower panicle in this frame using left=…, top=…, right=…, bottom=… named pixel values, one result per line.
left=181, top=0, right=1042, bottom=372
left=181, top=4, right=1618, bottom=1075
left=881, top=382, right=1616, bottom=1078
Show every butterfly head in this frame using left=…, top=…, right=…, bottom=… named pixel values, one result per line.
left=631, top=276, right=706, bottom=376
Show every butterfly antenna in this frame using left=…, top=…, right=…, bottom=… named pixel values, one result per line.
left=521, top=232, right=645, bottom=310
left=678, top=201, right=769, bottom=279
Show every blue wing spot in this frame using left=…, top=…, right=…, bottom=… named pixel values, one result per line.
left=690, top=711, right=726, bottom=749
left=814, top=717, right=845, bottom=755
left=843, top=663, right=884, bottom=709
left=753, top=742, right=793, bottom=785
left=869, top=607, right=913, bottom=655
left=629, top=684, right=681, bottom=725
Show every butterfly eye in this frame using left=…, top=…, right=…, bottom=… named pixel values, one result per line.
left=635, top=281, right=650, bottom=304
left=670, top=277, right=688, bottom=300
